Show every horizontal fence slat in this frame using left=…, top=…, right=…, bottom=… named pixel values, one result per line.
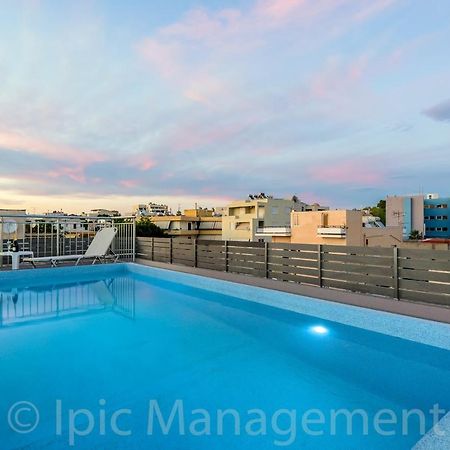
left=322, top=261, right=393, bottom=277
left=322, top=253, right=392, bottom=266
left=399, top=289, right=450, bottom=306
left=269, top=271, right=320, bottom=285
left=227, top=248, right=266, bottom=256
left=399, top=268, right=450, bottom=283
left=268, top=265, right=319, bottom=278
left=398, top=258, right=450, bottom=272
left=323, top=245, right=393, bottom=257
left=228, top=259, right=265, bottom=270
left=268, top=250, right=318, bottom=260
left=197, top=240, right=226, bottom=246
left=322, top=279, right=395, bottom=298
left=197, top=261, right=226, bottom=271
left=399, top=279, right=450, bottom=295
left=268, top=242, right=317, bottom=252
left=268, top=253, right=318, bottom=267
left=228, top=266, right=266, bottom=277
left=172, top=250, right=195, bottom=259
left=227, top=241, right=265, bottom=248
left=197, top=254, right=226, bottom=262
left=398, top=248, right=450, bottom=261
left=322, top=271, right=395, bottom=288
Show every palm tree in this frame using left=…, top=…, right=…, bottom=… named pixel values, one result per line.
left=409, top=229, right=423, bottom=240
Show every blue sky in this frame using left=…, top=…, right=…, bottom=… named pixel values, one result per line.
left=0, top=0, right=449, bottom=213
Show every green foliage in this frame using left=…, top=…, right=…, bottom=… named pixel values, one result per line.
left=135, top=217, right=167, bottom=237
left=409, top=229, right=423, bottom=240
left=365, top=199, right=386, bottom=225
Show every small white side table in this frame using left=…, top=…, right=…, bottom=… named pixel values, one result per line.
left=0, top=251, right=34, bottom=270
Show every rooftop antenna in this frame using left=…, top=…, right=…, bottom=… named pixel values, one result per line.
left=393, top=210, right=405, bottom=227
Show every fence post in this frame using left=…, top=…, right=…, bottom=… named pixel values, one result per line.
left=318, top=244, right=323, bottom=287
left=151, top=237, right=154, bottom=261
left=393, top=246, right=399, bottom=299
left=169, top=238, right=173, bottom=264
left=264, top=242, right=269, bottom=278
left=194, top=239, right=198, bottom=268
left=56, top=220, right=60, bottom=256
left=132, top=219, right=136, bottom=262
left=225, top=240, right=229, bottom=272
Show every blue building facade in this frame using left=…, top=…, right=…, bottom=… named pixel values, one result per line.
left=424, top=197, right=450, bottom=238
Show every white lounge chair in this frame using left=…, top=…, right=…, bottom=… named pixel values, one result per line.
left=24, top=227, right=118, bottom=268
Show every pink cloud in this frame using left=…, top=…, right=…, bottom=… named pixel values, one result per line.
left=308, top=160, right=385, bottom=185
left=137, top=0, right=397, bottom=110
left=256, top=0, right=307, bottom=20
left=128, top=155, right=157, bottom=171
left=137, top=39, right=182, bottom=78
left=120, top=179, right=138, bottom=188
left=47, top=166, right=86, bottom=183
left=352, top=0, right=396, bottom=23
left=0, top=129, right=105, bottom=165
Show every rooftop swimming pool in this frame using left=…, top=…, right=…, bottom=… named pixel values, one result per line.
left=0, top=263, right=449, bottom=449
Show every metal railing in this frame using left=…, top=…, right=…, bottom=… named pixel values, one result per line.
left=0, top=214, right=135, bottom=266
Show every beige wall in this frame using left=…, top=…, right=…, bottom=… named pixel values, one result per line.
left=386, top=195, right=424, bottom=237
left=287, top=210, right=362, bottom=246
left=362, top=226, right=403, bottom=247
left=274, top=210, right=403, bottom=248
left=399, top=240, right=450, bottom=250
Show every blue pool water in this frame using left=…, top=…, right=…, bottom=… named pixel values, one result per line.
left=0, top=264, right=449, bottom=449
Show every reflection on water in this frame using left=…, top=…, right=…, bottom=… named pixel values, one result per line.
left=0, top=277, right=135, bottom=327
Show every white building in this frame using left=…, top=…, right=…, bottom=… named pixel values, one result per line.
left=133, top=202, right=171, bottom=217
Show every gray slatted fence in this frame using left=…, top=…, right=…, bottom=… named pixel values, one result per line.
left=136, top=237, right=450, bottom=306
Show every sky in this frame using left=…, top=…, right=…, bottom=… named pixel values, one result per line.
left=0, top=0, right=449, bottom=214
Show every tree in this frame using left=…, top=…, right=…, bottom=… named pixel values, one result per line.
left=292, top=195, right=299, bottom=203
left=135, top=218, right=167, bottom=237
left=409, top=229, right=423, bottom=241
left=365, top=199, right=386, bottom=225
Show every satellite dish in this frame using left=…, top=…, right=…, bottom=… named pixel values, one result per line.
left=2, top=220, right=18, bottom=235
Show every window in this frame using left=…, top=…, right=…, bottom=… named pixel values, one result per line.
left=437, top=204, right=448, bottom=209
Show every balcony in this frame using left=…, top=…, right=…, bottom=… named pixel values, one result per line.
left=317, top=226, right=346, bottom=238
left=255, top=226, right=291, bottom=237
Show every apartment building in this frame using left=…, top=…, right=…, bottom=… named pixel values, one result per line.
left=150, top=208, right=222, bottom=240
left=88, top=209, right=120, bottom=217
left=133, top=202, right=171, bottom=217
left=386, top=193, right=450, bottom=239
left=423, top=194, right=450, bottom=238
left=272, top=210, right=403, bottom=247
left=222, top=194, right=327, bottom=242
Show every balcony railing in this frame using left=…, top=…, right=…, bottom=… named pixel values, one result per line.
left=317, top=226, right=346, bottom=238
left=255, top=226, right=291, bottom=236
